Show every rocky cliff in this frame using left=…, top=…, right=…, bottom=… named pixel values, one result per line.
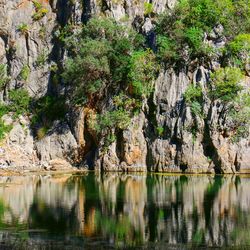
left=0, top=0, right=249, bottom=173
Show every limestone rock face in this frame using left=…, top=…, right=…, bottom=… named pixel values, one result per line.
left=0, top=115, right=37, bottom=169
left=122, top=112, right=147, bottom=171
left=0, top=0, right=249, bottom=173
left=35, top=122, right=78, bottom=163
left=0, top=0, right=56, bottom=98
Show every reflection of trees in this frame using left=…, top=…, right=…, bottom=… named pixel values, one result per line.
left=0, top=174, right=250, bottom=248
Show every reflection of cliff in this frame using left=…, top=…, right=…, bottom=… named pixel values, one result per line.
left=0, top=174, right=250, bottom=248
left=0, top=175, right=78, bottom=225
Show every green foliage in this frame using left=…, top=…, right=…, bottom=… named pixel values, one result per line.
left=228, top=34, right=250, bottom=68
left=31, top=95, right=66, bottom=137
left=62, top=18, right=131, bottom=105
left=55, top=24, right=76, bottom=44
left=32, top=1, right=48, bottom=21
left=210, top=67, right=243, bottom=102
left=92, top=107, right=131, bottom=149
left=19, top=64, right=30, bottom=81
left=184, top=84, right=203, bottom=104
left=128, top=49, right=157, bottom=98
left=156, top=35, right=178, bottom=62
left=184, top=84, right=203, bottom=117
left=156, top=126, right=164, bottom=137
left=62, top=17, right=151, bottom=106
left=0, top=104, right=12, bottom=141
left=17, top=23, right=29, bottom=35
left=8, top=89, right=30, bottom=115
left=80, top=17, right=119, bottom=42
left=113, top=93, right=141, bottom=113
left=36, top=126, right=49, bottom=140
left=0, top=64, right=10, bottom=89
left=229, top=93, right=250, bottom=142
left=185, top=27, right=203, bottom=53
left=0, top=120, right=12, bottom=141
left=156, top=0, right=250, bottom=63
left=62, top=39, right=111, bottom=104
left=144, top=3, right=154, bottom=16
left=32, top=0, right=42, bottom=10
left=229, top=34, right=250, bottom=55
left=96, top=109, right=130, bottom=133
left=39, top=25, right=46, bottom=39
left=35, top=50, right=48, bottom=67
left=0, top=87, right=30, bottom=140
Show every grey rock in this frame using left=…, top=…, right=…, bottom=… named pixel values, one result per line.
left=35, top=122, right=78, bottom=163
left=1, top=114, right=13, bottom=126
left=9, top=124, right=26, bottom=144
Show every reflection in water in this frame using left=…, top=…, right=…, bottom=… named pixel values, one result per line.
left=0, top=174, right=249, bottom=249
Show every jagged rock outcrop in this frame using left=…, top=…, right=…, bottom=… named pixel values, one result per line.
left=0, top=0, right=56, bottom=97
left=35, top=121, right=78, bottom=163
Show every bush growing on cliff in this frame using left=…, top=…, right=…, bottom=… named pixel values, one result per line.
left=62, top=17, right=157, bottom=103
left=30, top=95, right=66, bottom=137
left=32, top=0, right=48, bottom=21
left=0, top=120, right=12, bottom=141
left=184, top=84, right=203, bottom=117
left=128, top=49, right=158, bottom=99
left=62, top=17, right=157, bottom=108
left=0, top=64, right=10, bottom=90
left=62, top=39, right=111, bottom=104
left=8, top=89, right=31, bottom=115
left=156, top=0, right=250, bottom=63
left=19, top=64, right=30, bottom=82
left=229, top=93, right=250, bottom=142
left=17, top=23, right=29, bottom=36
left=227, top=34, right=250, bottom=68
left=210, top=67, right=243, bottom=103
left=0, top=105, right=12, bottom=141
left=156, top=35, right=178, bottom=62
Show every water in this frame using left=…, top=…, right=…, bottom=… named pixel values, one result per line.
left=0, top=173, right=249, bottom=249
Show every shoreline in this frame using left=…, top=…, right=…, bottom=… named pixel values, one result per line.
left=1, top=166, right=250, bottom=177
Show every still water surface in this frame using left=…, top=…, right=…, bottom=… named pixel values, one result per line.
left=0, top=173, right=249, bottom=249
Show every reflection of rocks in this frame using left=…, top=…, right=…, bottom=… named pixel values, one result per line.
left=0, top=174, right=78, bottom=224
left=0, top=174, right=250, bottom=248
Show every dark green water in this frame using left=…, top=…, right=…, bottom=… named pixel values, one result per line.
left=0, top=173, right=249, bottom=249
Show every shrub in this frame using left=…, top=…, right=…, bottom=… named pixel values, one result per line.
left=31, top=95, right=66, bottom=129
left=144, top=3, right=154, bottom=16
left=113, top=93, right=141, bottom=113
left=185, top=27, right=203, bottom=53
left=35, top=50, right=48, bottom=67
left=62, top=17, right=154, bottom=106
left=156, top=126, right=164, bottom=137
left=184, top=84, right=203, bottom=116
left=17, top=23, right=29, bottom=35
left=156, top=35, right=178, bottom=62
left=184, top=84, right=203, bottom=104
left=0, top=64, right=10, bottom=89
left=156, top=0, right=250, bottom=63
left=62, top=39, right=111, bottom=104
left=0, top=105, right=12, bottom=141
left=228, top=34, right=250, bottom=67
left=95, top=109, right=131, bottom=133
left=32, top=1, right=48, bottom=21
left=128, top=49, right=157, bottom=98
left=8, top=89, right=30, bottom=115
left=19, top=64, right=30, bottom=81
left=37, top=126, right=49, bottom=140
left=229, top=93, right=250, bottom=142
left=0, top=120, right=12, bottom=141
left=210, top=67, right=243, bottom=102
